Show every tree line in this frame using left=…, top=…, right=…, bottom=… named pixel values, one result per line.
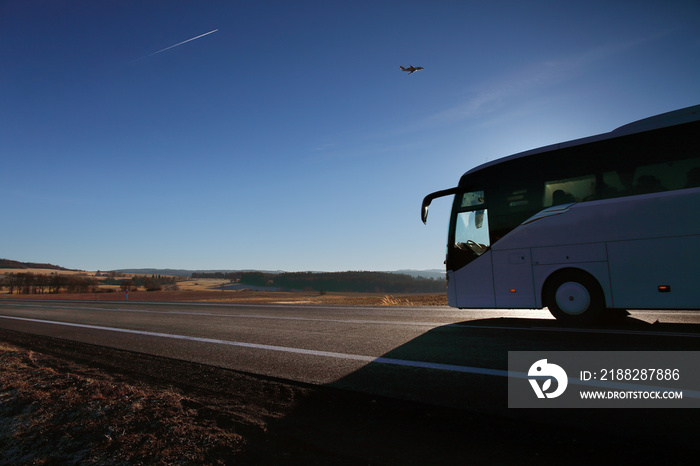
left=1, top=273, right=99, bottom=294
left=237, top=271, right=445, bottom=293
left=1, top=273, right=180, bottom=294
left=101, top=275, right=179, bottom=292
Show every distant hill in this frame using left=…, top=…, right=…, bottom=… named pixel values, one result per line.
left=1, top=261, right=444, bottom=279
left=0, top=258, right=76, bottom=271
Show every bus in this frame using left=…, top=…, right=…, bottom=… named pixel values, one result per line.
left=421, top=104, right=700, bottom=323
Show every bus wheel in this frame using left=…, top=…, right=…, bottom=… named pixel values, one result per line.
left=545, top=271, right=604, bottom=324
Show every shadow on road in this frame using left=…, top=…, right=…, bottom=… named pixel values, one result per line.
left=464, top=313, right=700, bottom=334
left=247, top=316, right=700, bottom=464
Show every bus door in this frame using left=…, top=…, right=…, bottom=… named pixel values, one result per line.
left=447, top=191, right=496, bottom=308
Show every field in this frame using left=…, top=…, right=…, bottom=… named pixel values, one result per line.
left=0, top=275, right=448, bottom=306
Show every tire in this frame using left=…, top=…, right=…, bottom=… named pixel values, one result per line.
left=544, top=270, right=605, bottom=324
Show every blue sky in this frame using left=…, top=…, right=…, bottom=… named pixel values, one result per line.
left=2, top=0, right=699, bottom=272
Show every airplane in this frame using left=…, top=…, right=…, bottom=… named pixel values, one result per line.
left=400, top=65, right=424, bottom=75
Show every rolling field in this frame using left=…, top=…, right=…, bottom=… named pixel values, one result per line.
left=0, top=276, right=448, bottom=306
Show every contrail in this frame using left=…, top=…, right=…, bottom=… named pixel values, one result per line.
left=141, top=29, right=219, bottom=59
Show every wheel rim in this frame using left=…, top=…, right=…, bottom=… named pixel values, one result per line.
left=555, top=281, right=590, bottom=315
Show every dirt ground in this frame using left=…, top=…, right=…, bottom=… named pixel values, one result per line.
left=0, top=331, right=318, bottom=465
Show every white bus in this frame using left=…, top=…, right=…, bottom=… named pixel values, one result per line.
left=422, top=104, right=700, bottom=323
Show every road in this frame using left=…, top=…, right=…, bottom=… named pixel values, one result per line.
left=2, top=299, right=700, bottom=462
left=1, top=299, right=698, bottom=408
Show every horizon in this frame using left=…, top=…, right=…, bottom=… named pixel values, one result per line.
left=3, top=1, right=699, bottom=272
left=0, top=257, right=444, bottom=276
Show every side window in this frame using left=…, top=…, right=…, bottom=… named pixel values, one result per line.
left=632, top=158, right=700, bottom=193
left=460, top=191, right=485, bottom=208
left=604, top=156, right=700, bottom=198
left=543, top=174, right=596, bottom=206
left=544, top=156, right=700, bottom=205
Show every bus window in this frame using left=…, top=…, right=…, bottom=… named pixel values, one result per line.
left=460, top=191, right=485, bottom=208
left=604, top=157, right=699, bottom=196
left=543, top=174, right=596, bottom=206
left=632, top=157, right=700, bottom=192
left=448, top=190, right=491, bottom=270
left=601, top=157, right=700, bottom=198
left=455, top=190, right=488, bottom=246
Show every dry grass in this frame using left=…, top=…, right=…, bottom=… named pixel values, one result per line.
left=0, top=344, right=244, bottom=464
left=379, top=295, right=411, bottom=306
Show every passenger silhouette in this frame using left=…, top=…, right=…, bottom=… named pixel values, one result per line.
left=552, top=190, right=575, bottom=205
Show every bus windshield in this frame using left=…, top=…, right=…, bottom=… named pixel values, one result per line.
left=448, top=190, right=490, bottom=270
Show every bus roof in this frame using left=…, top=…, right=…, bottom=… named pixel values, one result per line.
left=461, top=104, right=700, bottom=179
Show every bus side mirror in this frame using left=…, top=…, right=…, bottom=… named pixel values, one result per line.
left=421, top=187, right=463, bottom=224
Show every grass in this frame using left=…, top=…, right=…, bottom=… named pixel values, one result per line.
left=380, top=295, right=411, bottom=306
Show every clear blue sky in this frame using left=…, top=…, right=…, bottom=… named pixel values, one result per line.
left=2, top=0, right=699, bottom=272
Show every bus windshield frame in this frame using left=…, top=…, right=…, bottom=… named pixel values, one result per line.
left=447, top=190, right=491, bottom=271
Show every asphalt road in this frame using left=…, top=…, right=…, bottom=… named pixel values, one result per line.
left=3, top=299, right=700, bottom=461
left=1, top=299, right=698, bottom=410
